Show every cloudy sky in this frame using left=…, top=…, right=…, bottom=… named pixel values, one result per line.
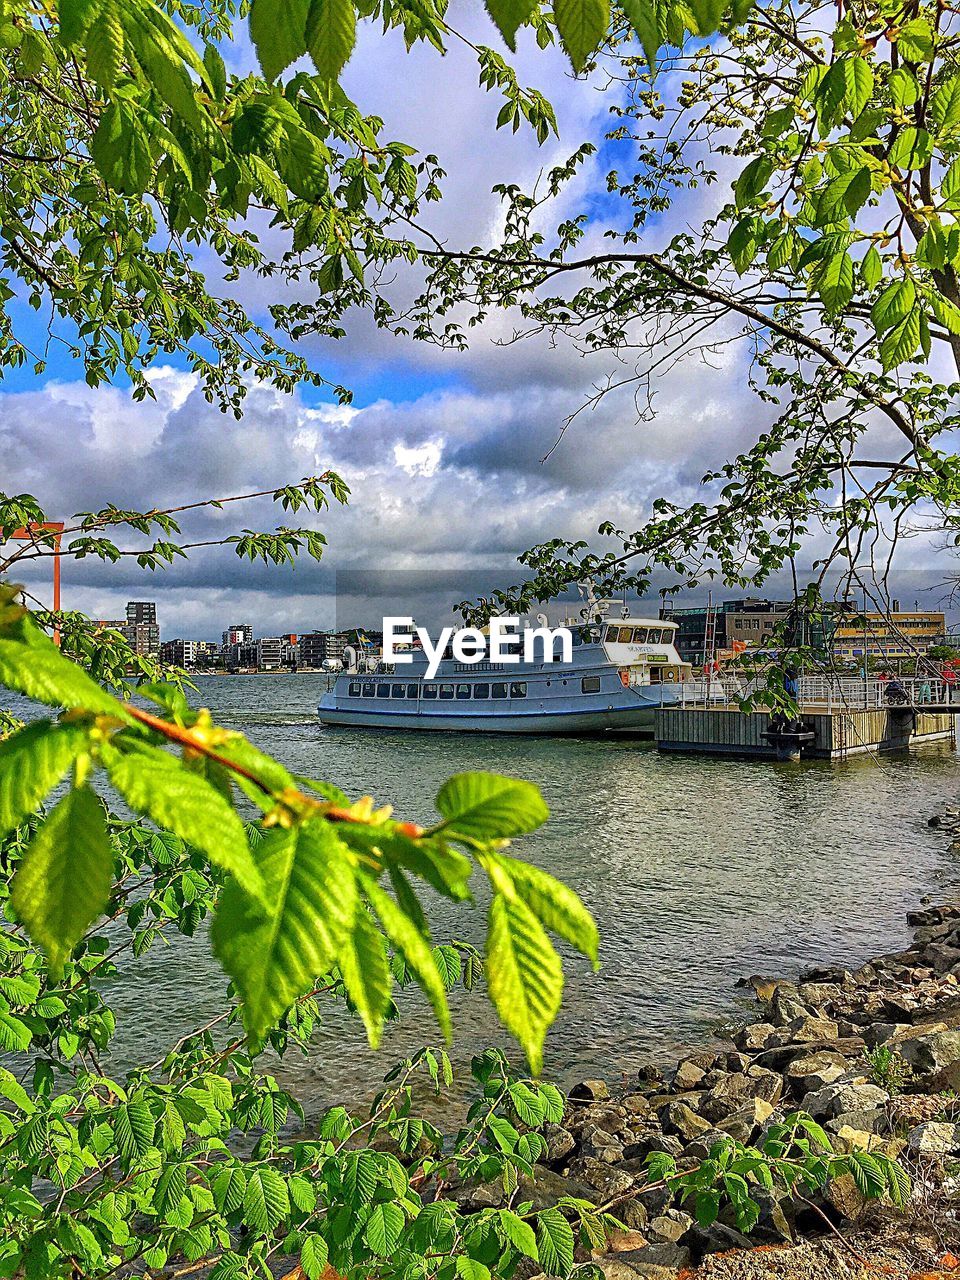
left=2, top=13, right=951, bottom=639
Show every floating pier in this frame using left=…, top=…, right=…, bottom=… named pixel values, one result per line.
left=654, top=705, right=956, bottom=760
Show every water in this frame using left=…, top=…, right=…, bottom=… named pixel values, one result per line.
left=12, top=673, right=960, bottom=1116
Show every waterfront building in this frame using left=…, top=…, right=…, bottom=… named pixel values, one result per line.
left=281, top=635, right=299, bottom=667
left=222, top=623, right=252, bottom=647
left=831, top=606, right=947, bottom=664
left=661, top=596, right=848, bottom=666
left=299, top=630, right=348, bottom=668
left=120, top=601, right=160, bottom=657
left=255, top=636, right=284, bottom=670
left=159, top=638, right=220, bottom=668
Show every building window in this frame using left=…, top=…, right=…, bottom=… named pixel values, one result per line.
left=456, top=683, right=471, bottom=700
left=492, top=682, right=508, bottom=699
left=473, top=683, right=489, bottom=698
left=439, top=684, right=454, bottom=700
left=377, top=683, right=390, bottom=698
left=391, top=684, right=405, bottom=698
left=511, top=682, right=527, bottom=698
left=422, top=684, right=438, bottom=699
left=581, top=676, right=601, bottom=693
left=348, top=681, right=361, bottom=697
left=362, top=684, right=376, bottom=698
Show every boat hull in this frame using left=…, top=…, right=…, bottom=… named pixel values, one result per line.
left=317, top=700, right=656, bottom=735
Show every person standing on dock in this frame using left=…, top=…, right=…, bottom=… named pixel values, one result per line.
left=783, top=665, right=799, bottom=702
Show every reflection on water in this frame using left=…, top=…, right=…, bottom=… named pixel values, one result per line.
left=26, top=674, right=960, bottom=1115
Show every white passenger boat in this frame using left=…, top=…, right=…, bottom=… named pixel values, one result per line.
left=317, top=615, right=695, bottom=734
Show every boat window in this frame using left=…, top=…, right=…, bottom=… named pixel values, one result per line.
left=456, top=683, right=471, bottom=700
left=362, top=683, right=376, bottom=698
left=605, top=625, right=623, bottom=643
left=492, top=682, right=508, bottom=699
left=581, top=676, right=601, bottom=693
left=422, top=684, right=438, bottom=699
left=348, top=681, right=361, bottom=697
left=391, top=683, right=405, bottom=698
left=473, top=683, right=489, bottom=698
left=644, top=627, right=664, bottom=643
left=406, top=683, right=418, bottom=698
left=511, top=682, right=527, bottom=698
left=377, top=683, right=390, bottom=698
left=439, top=684, right=454, bottom=700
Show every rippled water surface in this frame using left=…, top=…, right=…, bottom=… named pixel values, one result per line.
left=23, top=673, right=960, bottom=1113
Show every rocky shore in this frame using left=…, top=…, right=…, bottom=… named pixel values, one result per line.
left=463, top=821, right=960, bottom=1277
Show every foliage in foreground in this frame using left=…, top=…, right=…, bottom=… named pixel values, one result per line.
left=0, top=584, right=598, bottom=1071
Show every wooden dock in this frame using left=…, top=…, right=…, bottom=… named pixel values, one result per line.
left=654, top=705, right=956, bottom=760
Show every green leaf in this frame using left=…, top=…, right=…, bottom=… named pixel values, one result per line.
left=58, top=0, right=99, bottom=46
left=435, top=771, right=549, bottom=840
left=734, top=156, right=773, bottom=210
left=300, top=1235, right=329, bottom=1280
left=815, top=250, right=854, bottom=314
left=10, top=786, right=114, bottom=976
left=843, top=57, right=873, bottom=120
left=114, top=1099, right=156, bottom=1162
left=211, top=819, right=356, bottom=1047
left=861, top=245, right=882, bottom=289
left=871, top=278, right=916, bottom=333
left=620, top=0, right=666, bottom=67
left=362, top=877, right=451, bottom=1040
left=932, top=76, right=960, bottom=132
left=456, top=1260, right=491, bottom=1280
left=553, top=0, right=608, bottom=74
left=85, top=1, right=124, bottom=89
left=493, top=854, right=598, bottom=965
left=213, top=1167, right=247, bottom=1214
left=243, top=1167, right=290, bottom=1234
left=0, top=1011, right=32, bottom=1051
left=305, top=0, right=356, bottom=82
left=485, top=891, right=563, bottom=1074
left=536, top=1208, right=574, bottom=1277
left=484, top=0, right=537, bottom=51
left=249, top=0, right=310, bottom=81
left=0, top=718, right=88, bottom=838
left=103, top=741, right=264, bottom=902
left=0, top=617, right=127, bottom=717
left=929, top=291, right=960, bottom=334
left=90, top=101, right=153, bottom=195
left=888, top=126, right=932, bottom=170
left=896, top=18, right=934, bottom=63
left=499, top=1208, right=539, bottom=1260
left=338, top=903, right=392, bottom=1046
left=364, top=1201, right=405, bottom=1256
left=880, top=310, right=922, bottom=368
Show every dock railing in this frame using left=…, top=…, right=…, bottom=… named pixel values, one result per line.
left=672, top=675, right=958, bottom=711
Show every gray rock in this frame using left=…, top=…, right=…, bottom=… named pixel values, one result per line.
left=542, top=1123, right=576, bottom=1166
left=824, top=1108, right=887, bottom=1137
left=863, top=1022, right=910, bottom=1048
left=898, top=1028, right=960, bottom=1084
left=798, top=982, right=842, bottom=1009
left=689, top=1221, right=754, bottom=1254
left=784, top=1050, right=847, bottom=1095
left=569, top=1079, right=610, bottom=1102
left=517, top=1169, right=595, bottom=1211
left=646, top=1210, right=693, bottom=1244
left=682, top=1128, right=730, bottom=1161
left=699, top=1067, right=783, bottom=1122
left=716, top=1097, right=775, bottom=1143
left=672, top=1058, right=707, bottom=1092
left=608, top=1243, right=692, bottom=1279
left=770, top=984, right=811, bottom=1026
left=799, top=1079, right=888, bottom=1119
left=907, top=1121, right=960, bottom=1155
left=659, top=1101, right=713, bottom=1142
left=623, top=1133, right=683, bottom=1163
left=785, top=1013, right=840, bottom=1043
left=921, top=943, right=960, bottom=974
left=574, top=1157, right=634, bottom=1200
left=733, top=1021, right=777, bottom=1052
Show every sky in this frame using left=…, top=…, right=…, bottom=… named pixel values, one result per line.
left=2, top=12, right=955, bottom=640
